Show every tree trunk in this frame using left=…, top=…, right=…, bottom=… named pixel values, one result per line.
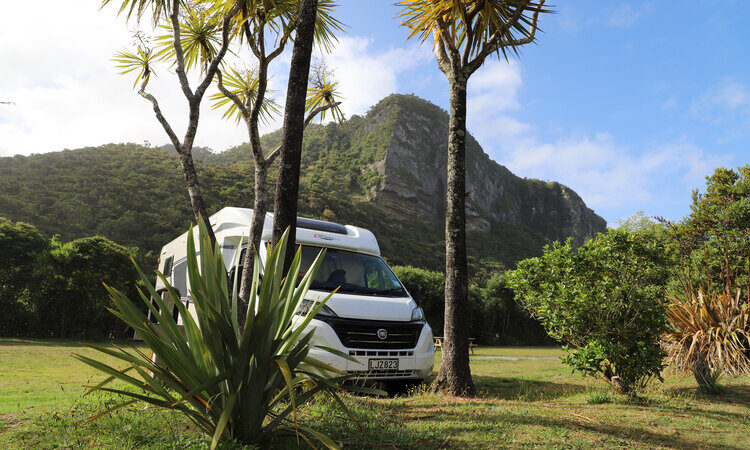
left=271, top=0, right=319, bottom=269
left=431, top=74, right=475, bottom=397
left=176, top=148, right=216, bottom=245
left=237, top=162, right=269, bottom=325
left=693, top=349, right=715, bottom=390
left=59, top=308, right=66, bottom=339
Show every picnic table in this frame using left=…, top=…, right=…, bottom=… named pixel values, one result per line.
left=433, top=337, right=477, bottom=354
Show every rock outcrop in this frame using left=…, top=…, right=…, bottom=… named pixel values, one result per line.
left=368, top=94, right=606, bottom=245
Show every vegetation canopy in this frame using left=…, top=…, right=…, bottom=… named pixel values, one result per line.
left=661, top=165, right=750, bottom=390
left=398, top=0, right=551, bottom=68
left=508, top=230, right=670, bottom=395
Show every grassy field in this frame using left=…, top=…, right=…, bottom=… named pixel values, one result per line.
left=1, top=340, right=749, bottom=449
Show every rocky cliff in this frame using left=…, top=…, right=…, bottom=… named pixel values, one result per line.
left=365, top=95, right=606, bottom=245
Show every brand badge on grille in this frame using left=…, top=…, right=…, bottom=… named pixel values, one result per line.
left=377, top=328, right=388, bottom=340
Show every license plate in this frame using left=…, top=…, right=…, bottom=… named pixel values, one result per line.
left=368, top=359, right=399, bottom=370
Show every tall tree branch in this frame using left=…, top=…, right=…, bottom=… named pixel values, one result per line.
left=459, top=6, right=474, bottom=66
left=434, top=37, right=453, bottom=74
left=194, top=0, right=244, bottom=100
left=436, top=17, right=461, bottom=73
left=504, top=0, right=545, bottom=47
left=137, top=77, right=181, bottom=151
left=303, top=101, right=341, bottom=127
left=169, top=0, right=193, bottom=100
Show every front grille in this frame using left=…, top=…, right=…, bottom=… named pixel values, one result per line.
left=322, top=318, right=423, bottom=349
left=347, top=370, right=416, bottom=378
left=349, top=350, right=413, bottom=357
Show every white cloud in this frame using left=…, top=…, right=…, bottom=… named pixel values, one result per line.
left=0, top=3, right=432, bottom=157
left=554, top=2, right=651, bottom=33
left=607, top=3, right=652, bottom=28
left=687, top=77, right=750, bottom=143
left=467, top=60, right=530, bottom=141
left=319, top=37, right=432, bottom=118
left=0, top=0, right=251, bottom=156
left=690, top=79, right=750, bottom=117
left=498, top=134, right=729, bottom=219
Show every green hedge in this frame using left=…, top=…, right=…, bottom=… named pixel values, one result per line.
left=0, top=217, right=145, bottom=339
left=392, top=266, right=551, bottom=345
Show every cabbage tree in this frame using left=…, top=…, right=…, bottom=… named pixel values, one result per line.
left=106, top=0, right=246, bottom=244
left=209, top=0, right=343, bottom=322
left=398, top=0, right=549, bottom=396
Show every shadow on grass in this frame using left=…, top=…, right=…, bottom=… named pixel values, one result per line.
left=475, top=375, right=587, bottom=401
left=0, top=338, right=141, bottom=348
left=415, top=406, right=744, bottom=449
left=666, top=384, right=750, bottom=408
left=0, top=339, right=87, bottom=347
left=285, top=392, right=742, bottom=450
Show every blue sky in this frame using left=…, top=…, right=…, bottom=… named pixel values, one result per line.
left=329, top=1, right=749, bottom=225
left=1, top=1, right=748, bottom=226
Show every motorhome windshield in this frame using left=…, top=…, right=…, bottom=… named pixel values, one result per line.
left=299, top=246, right=407, bottom=297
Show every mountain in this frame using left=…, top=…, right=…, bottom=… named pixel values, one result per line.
left=0, top=94, right=606, bottom=277
left=362, top=96, right=604, bottom=246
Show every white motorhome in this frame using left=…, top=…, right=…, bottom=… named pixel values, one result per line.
left=153, top=207, right=434, bottom=390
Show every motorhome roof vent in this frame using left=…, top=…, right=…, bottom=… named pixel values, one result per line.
left=296, top=217, right=348, bottom=235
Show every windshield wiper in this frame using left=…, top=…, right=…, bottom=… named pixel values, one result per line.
left=337, top=287, right=378, bottom=295
left=380, top=288, right=407, bottom=296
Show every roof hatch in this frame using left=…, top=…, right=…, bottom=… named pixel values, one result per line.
left=296, top=217, right=348, bottom=235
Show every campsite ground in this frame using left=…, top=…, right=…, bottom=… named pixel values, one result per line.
left=1, top=339, right=749, bottom=448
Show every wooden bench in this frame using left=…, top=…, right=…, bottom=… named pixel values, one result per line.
left=433, top=337, right=477, bottom=354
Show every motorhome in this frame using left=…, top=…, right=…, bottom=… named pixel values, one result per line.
left=153, top=207, right=434, bottom=390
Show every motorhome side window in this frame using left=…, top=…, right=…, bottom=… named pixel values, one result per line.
left=172, top=260, right=187, bottom=299
left=162, top=256, right=174, bottom=277
left=297, top=246, right=406, bottom=297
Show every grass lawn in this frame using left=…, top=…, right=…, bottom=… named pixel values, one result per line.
left=1, top=339, right=749, bottom=448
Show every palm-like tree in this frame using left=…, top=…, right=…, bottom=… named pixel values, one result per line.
left=271, top=0, right=330, bottom=268
left=398, top=0, right=548, bottom=396
left=107, top=0, right=246, bottom=245
left=210, top=0, right=343, bottom=322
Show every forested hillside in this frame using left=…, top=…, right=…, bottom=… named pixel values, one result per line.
left=0, top=95, right=606, bottom=277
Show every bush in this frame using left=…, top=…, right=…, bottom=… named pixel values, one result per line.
left=664, top=290, right=750, bottom=390
left=0, top=216, right=145, bottom=339
left=661, top=165, right=750, bottom=390
left=42, top=236, right=141, bottom=338
left=76, top=221, right=365, bottom=448
left=508, top=230, right=670, bottom=395
left=392, top=266, right=550, bottom=345
left=0, top=218, right=48, bottom=336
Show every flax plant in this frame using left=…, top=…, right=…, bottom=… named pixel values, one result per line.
left=664, top=289, right=750, bottom=390
left=75, top=219, right=365, bottom=449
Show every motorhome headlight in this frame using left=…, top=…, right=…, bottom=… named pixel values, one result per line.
left=411, top=306, right=425, bottom=322
left=296, top=299, right=338, bottom=318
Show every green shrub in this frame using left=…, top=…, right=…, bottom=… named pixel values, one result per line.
left=391, top=265, right=445, bottom=334
left=660, top=165, right=750, bottom=390
left=0, top=217, right=48, bottom=336
left=586, top=392, right=612, bottom=404
left=508, top=230, right=670, bottom=395
left=0, top=217, right=142, bottom=338
left=392, top=265, right=549, bottom=344
left=664, top=290, right=750, bottom=390
left=75, top=220, right=366, bottom=449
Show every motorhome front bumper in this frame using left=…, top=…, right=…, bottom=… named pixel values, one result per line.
left=302, top=317, right=435, bottom=380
